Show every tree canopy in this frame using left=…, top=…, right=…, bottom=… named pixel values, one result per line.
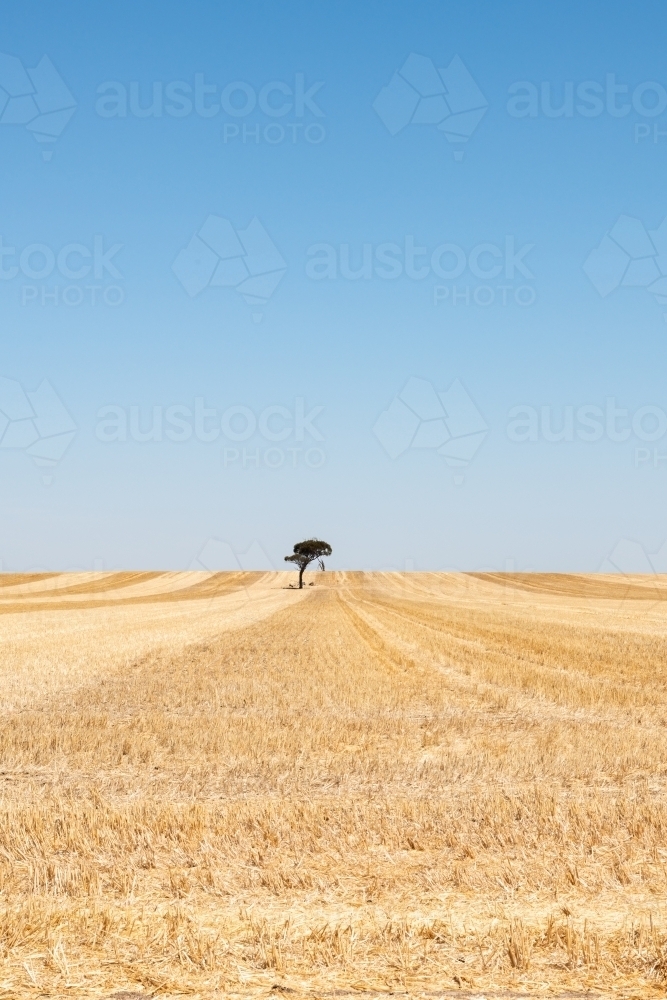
left=285, top=539, right=332, bottom=588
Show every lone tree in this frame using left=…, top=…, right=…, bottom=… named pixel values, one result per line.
left=285, top=539, right=332, bottom=589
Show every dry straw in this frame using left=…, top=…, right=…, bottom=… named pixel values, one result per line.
left=0, top=568, right=664, bottom=996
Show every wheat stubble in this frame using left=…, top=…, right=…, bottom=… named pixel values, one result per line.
left=0, top=570, right=665, bottom=997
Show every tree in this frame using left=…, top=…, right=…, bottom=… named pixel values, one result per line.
left=285, top=539, right=332, bottom=589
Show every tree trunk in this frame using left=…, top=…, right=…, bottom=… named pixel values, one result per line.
left=298, top=565, right=304, bottom=589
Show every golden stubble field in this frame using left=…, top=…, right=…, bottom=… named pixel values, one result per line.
left=0, top=569, right=666, bottom=999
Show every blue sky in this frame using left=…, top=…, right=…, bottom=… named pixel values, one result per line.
left=1, top=0, right=666, bottom=573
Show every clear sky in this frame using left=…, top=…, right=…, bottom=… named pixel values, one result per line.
left=1, top=0, right=666, bottom=573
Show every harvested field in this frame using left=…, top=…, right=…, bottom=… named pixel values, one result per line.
left=0, top=569, right=666, bottom=998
